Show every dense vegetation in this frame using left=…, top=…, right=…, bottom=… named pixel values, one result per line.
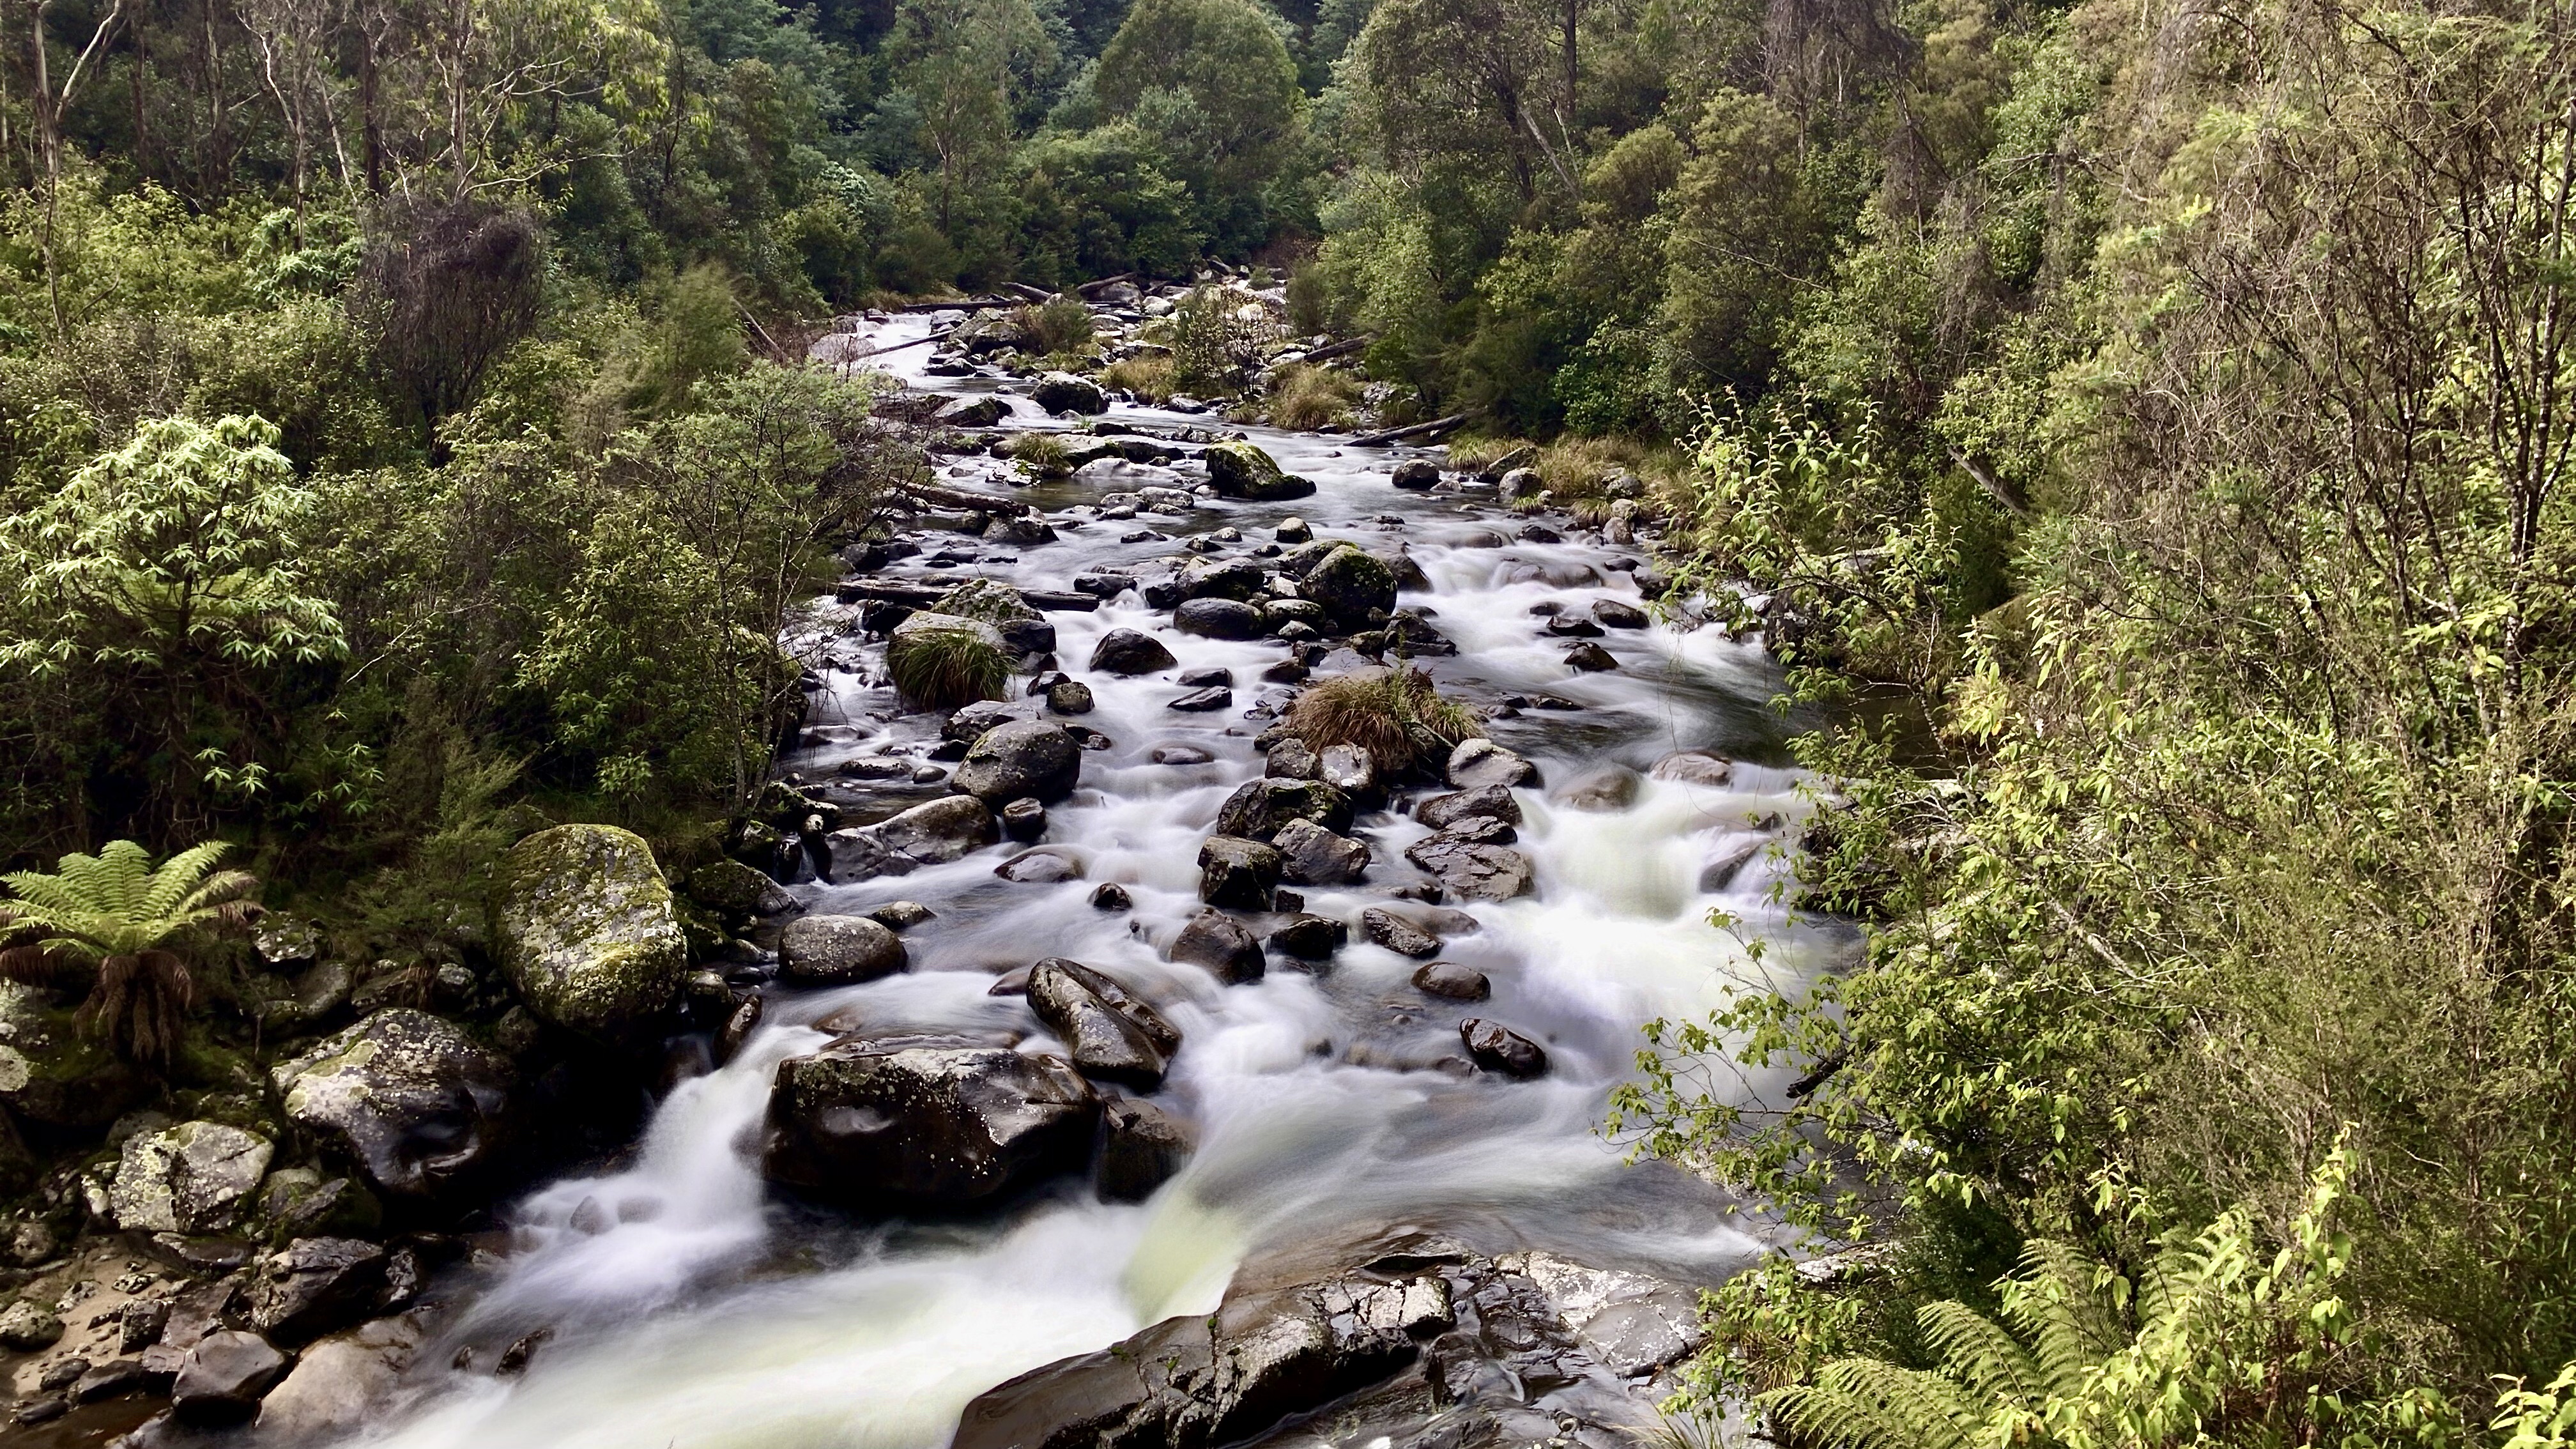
left=8, top=0, right=2576, bottom=1438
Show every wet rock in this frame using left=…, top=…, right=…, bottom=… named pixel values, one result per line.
left=1593, top=598, right=1650, bottom=629
left=1098, top=1100, right=1196, bottom=1202
left=1198, top=836, right=1284, bottom=910
left=1204, top=440, right=1317, bottom=501
left=493, top=824, right=689, bottom=1049
left=1176, top=556, right=1269, bottom=603
left=1459, top=1019, right=1548, bottom=1078
left=1272, top=818, right=1370, bottom=885
left=0, top=986, right=150, bottom=1132
left=1090, top=883, right=1133, bottom=911
left=935, top=395, right=1011, bottom=427
left=825, top=795, right=1000, bottom=881
left=1318, top=745, right=1381, bottom=806
left=1275, top=517, right=1312, bottom=544
left=169, top=1330, right=289, bottom=1425
left=779, top=915, right=908, bottom=986
left=1000, top=797, right=1049, bottom=843
left=1554, top=766, right=1641, bottom=812
left=1091, top=629, right=1179, bottom=675
left=1545, top=613, right=1603, bottom=638
left=249, top=1238, right=388, bottom=1344
left=1648, top=750, right=1735, bottom=787
left=1027, top=960, right=1181, bottom=1089
left=1046, top=680, right=1096, bottom=714
left=997, top=848, right=1085, bottom=883
left=273, top=1010, right=513, bottom=1206
left=73, top=1356, right=159, bottom=1402
left=1177, top=666, right=1234, bottom=688
left=954, top=721, right=1084, bottom=804
left=1446, top=739, right=1538, bottom=790
left=871, top=900, right=938, bottom=930
left=716, top=997, right=763, bottom=1065
left=1384, top=610, right=1455, bottom=656
left=986, top=514, right=1058, bottom=548
left=1415, top=784, right=1521, bottom=832
left=1167, top=686, right=1234, bottom=712
left=0, top=1298, right=62, bottom=1351
left=1266, top=914, right=1348, bottom=960
left=1299, top=544, right=1397, bottom=628
left=1404, top=838, right=1537, bottom=901
left=1034, top=372, right=1108, bottom=415
left=685, top=859, right=798, bottom=919
left=109, top=1120, right=272, bottom=1234
left=1172, top=912, right=1264, bottom=985
left=1563, top=640, right=1618, bottom=671
left=1265, top=738, right=1319, bottom=778
left=1391, top=459, right=1440, bottom=490
left=1215, top=777, right=1353, bottom=841
left=1509, top=1252, right=1706, bottom=1375
left=1700, top=834, right=1769, bottom=891
left=951, top=1268, right=1452, bottom=1449
left=1151, top=744, right=1214, bottom=765
left=944, top=697, right=1040, bottom=746
left=762, top=1039, right=1100, bottom=1208
left=1361, top=907, right=1441, bottom=958
left=1174, top=597, right=1264, bottom=640
left=1411, top=962, right=1490, bottom=1000
left=254, top=1314, right=425, bottom=1441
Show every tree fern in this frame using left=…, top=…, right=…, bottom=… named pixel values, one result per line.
left=0, top=839, right=261, bottom=1068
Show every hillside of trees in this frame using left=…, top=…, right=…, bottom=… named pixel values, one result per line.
left=11, top=0, right=2576, bottom=1441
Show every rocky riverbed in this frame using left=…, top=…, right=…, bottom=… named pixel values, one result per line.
left=0, top=292, right=1854, bottom=1449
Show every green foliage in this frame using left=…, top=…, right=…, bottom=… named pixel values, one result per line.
left=0, top=840, right=259, bottom=1068
left=1284, top=666, right=1483, bottom=774
left=1094, top=0, right=1305, bottom=248
left=1269, top=363, right=1360, bottom=428
left=884, top=613, right=1013, bottom=709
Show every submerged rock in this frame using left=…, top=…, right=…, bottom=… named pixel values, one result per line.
left=273, top=1009, right=513, bottom=1206
left=763, top=1038, right=1100, bottom=1209
left=493, top=824, right=689, bottom=1049
left=1411, top=962, right=1491, bottom=1000
left=824, top=795, right=999, bottom=881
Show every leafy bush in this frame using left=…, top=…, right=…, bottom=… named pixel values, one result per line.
left=1015, top=295, right=1098, bottom=356
left=1285, top=666, right=1483, bottom=775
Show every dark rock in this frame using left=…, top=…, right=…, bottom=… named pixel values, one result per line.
left=1266, top=914, right=1348, bottom=960
left=1593, top=598, right=1650, bottom=629
left=1172, top=912, right=1264, bottom=984
left=871, top=900, right=937, bottom=930
left=1034, top=372, right=1108, bottom=415
left=1446, top=739, right=1538, bottom=790
left=1545, top=614, right=1602, bottom=638
left=1098, top=1100, right=1195, bottom=1202
left=716, top=997, right=763, bottom=1065
left=1029, top=670, right=1073, bottom=696
left=248, top=1238, right=388, bottom=1344
left=997, top=615, right=1059, bottom=653
left=1090, top=629, right=1179, bottom=675
left=1090, top=883, right=1133, bottom=911
left=171, top=1331, right=288, bottom=1425
left=1459, top=1019, right=1549, bottom=1078
left=1361, top=907, right=1441, bottom=958
left=779, top=915, right=908, bottom=986
left=1519, top=522, right=1563, bottom=543
left=1564, top=641, right=1618, bottom=671
left=762, top=1039, right=1100, bottom=1208
left=272, top=1010, right=512, bottom=1206
left=1272, top=818, right=1370, bottom=885
left=1198, top=836, right=1284, bottom=910
left=997, top=848, right=1084, bottom=883
left=685, top=858, right=797, bottom=919
left=935, top=395, right=1010, bottom=427
left=1204, top=440, right=1316, bottom=500
left=825, top=795, right=1000, bottom=881
left=954, top=721, right=1083, bottom=804
left=1215, top=778, right=1353, bottom=841
left=1415, top=784, right=1521, bottom=832
left=1167, top=686, right=1234, bottom=712
left=1177, top=666, right=1234, bottom=687
left=1047, top=680, right=1096, bottom=714
left=1403, top=838, right=1537, bottom=901
left=1261, top=657, right=1311, bottom=682
left=1648, top=750, right=1735, bottom=787
left=72, top=1356, right=158, bottom=1402
left=1391, top=459, right=1440, bottom=490
left=1385, top=610, right=1456, bottom=656
left=945, top=698, right=1039, bottom=745
left=1027, top=960, right=1180, bottom=1089
left=1299, top=545, right=1397, bottom=628
left=1176, top=558, right=1269, bottom=603
left=1003, top=797, right=1049, bottom=841
left=1410, top=960, right=1491, bottom=1002
left=1435, top=813, right=1517, bottom=845
left=1174, top=597, right=1264, bottom=640
left=1265, top=739, right=1319, bottom=778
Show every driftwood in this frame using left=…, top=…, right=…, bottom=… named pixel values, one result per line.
left=847, top=331, right=947, bottom=362
left=1351, top=411, right=1475, bottom=447
left=1000, top=282, right=1057, bottom=304
left=1076, top=273, right=1139, bottom=298
left=836, top=579, right=1100, bottom=612
left=896, top=481, right=1036, bottom=516
left=1294, top=335, right=1372, bottom=365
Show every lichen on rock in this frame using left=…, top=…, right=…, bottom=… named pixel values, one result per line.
left=492, top=824, right=689, bottom=1048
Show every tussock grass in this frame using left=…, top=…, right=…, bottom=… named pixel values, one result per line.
left=1286, top=666, right=1485, bottom=776
left=1015, top=295, right=1096, bottom=356
left=1269, top=364, right=1361, bottom=429
left=1102, top=353, right=1177, bottom=402
left=1002, top=433, right=1072, bottom=478
left=1444, top=434, right=1531, bottom=472
left=885, top=613, right=1011, bottom=710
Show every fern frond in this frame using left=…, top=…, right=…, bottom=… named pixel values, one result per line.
left=1918, top=1300, right=2044, bottom=1404
left=1781, top=1357, right=1989, bottom=1449
left=173, top=867, right=259, bottom=921
left=2004, top=1241, right=2128, bottom=1394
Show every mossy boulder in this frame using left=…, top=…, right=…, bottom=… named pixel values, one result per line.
left=1299, top=544, right=1397, bottom=627
left=1204, top=441, right=1317, bottom=501
left=273, top=1009, right=515, bottom=1206
left=0, top=981, right=151, bottom=1132
left=493, top=825, right=689, bottom=1050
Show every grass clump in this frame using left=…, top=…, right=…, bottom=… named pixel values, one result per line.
left=1000, top=433, right=1073, bottom=479
left=1016, top=295, right=1097, bottom=356
left=1269, top=363, right=1361, bottom=429
left=885, top=611, right=1011, bottom=710
left=1285, top=666, right=1485, bottom=776
left=1102, top=353, right=1177, bottom=402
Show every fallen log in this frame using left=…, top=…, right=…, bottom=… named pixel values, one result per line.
left=835, top=579, right=1101, bottom=612
left=1296, top=335, right=1373, bottom=365
left=1076, top=273, right=1138, bottom=298
left=897, top=481, right=1036, bottom=515
left=1000, top=282, right=1057, bottom=304
left=1351, top=411, right=1475, bottom=447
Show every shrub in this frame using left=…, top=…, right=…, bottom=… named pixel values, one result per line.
left=1015, top=295, right=1098, bottom=356
left=884, top=611, right=1011, bottom=709
left=1285, top=666, right=1483, bottom=775
left=1269, top=363, right=1360, bottom=429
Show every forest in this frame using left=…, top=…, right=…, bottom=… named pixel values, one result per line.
left=6, top=0, right=2576, bottom=1441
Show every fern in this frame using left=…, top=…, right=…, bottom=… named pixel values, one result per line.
left=0, top=839, right=260, bottom=1067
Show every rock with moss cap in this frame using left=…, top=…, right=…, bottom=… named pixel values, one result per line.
left=1299, top=544, right=1397, bottom=627
left=493, top=824, right=690, bottom=1049
left=1204, top=440, right=1317, bottom=501
left=272, top=1009, right=513, bottom=1206
left=936, top=578, right=1043, bottom=625
left=0, top=981, right=151, bottom=1131
left=109, top=1119, right=273, bottom=1234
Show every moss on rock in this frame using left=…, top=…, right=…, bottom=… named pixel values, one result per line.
left=492, top=824, right=689, bottom=1049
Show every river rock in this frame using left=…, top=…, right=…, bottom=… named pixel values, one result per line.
left=997, top=847, right=1085, bottom=883
left=0, top=1298, right=61, bottom=1350
left=1266, top=914, right=1347, bottom=960
left=1272, top=818, right=1370, bottom=885
left=954, top=721, right=1083, bottom=804
left=1266, top=739, right=1319, bottom=778
left=493, top=824, right=689, bottom=1048
left=1002, top=797, right=1050, bottom=842
left=1564, top=640, right=1618, bottom=671
left=1319, top=745, right=1381, bottom=806
left=1204, top=440, right=1317, bottom=500
left=1215, top=777, right=1353, bottom=841
left=1412, top=962, right=1490, bottom=1000
left=1404, top=838, right=1537, bottom=901
left=946, top=697, right=1040, bottom=745
left=1198, top=836, right=1284, bottom=910
left=1047, top=680, right=1095, bottom=714
left=779, top=915, right=908, bottom=986
left=1392, top=459, right=1439, bottom=490
left=1416, top=784, right=1521, bottom=832
left=1175, top=597, right=1264, bottom=639
left=1176, top=556, right=1269, bottom=602
left=762, top=1038, right=1100, bottom=1208
left=1034, top=372, right=1108, bottom=415
left=273, top=1009, right=513, bottom=1205
left=249, top=1238, right=388, bottom=1344
left=824, top=795, right=1000, bottom=881
left=1300, top=544, right=1397, bottom=627
left=254, top=1314, right=425, bottom=1441
left=935, top=395, right=1010, bottom=427
left=684, top=858, right=797, bottom=918
left=171, top=1330, right=289, bottom=1425
left=1554, top=767, right=1641, bottom=811
left=1361, top=907, right=1441, bottom=958
left=1172, top=912, right=1264, bottom=984
left=0, top=982, right=148, bottom=1133
left=109, top=1120, right=272, bottom=1234
left=1098, top=1100, right=1195, bottom=1202
left=1446, top=739, right=1538, bottom=790
left=1027, top=960, right=1181, bottom=1089
left=1648, top=751, right=1735, bottom=786
left=1090, top=628, right=1178, bottom=675
left=1593, top=598, right=1650, bottom=629
left=1459, top=1019, right=1548, bottom=1078
left=951, top=1268, right=1452, bottom=1449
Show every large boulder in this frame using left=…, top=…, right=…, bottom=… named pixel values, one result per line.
left=1214, top=778, right=1353, bottom=841
left=1300, top=544, right=1397, bottom=627
left=248, top=1237, right=388, bottom=1344
left=1035, top=372, right=1109, bottom=415
left=1416, top=784, right=1521, bottom=832
left=1197, top=836, right=1284, bottom=910
left=1090, top=628, right=1179, bottom=675
left=684, top=858, right=797, bottom=919
left=254, top=1315, right=425, bottom=1441
left=1171, top=912, right=1264, bottom=985
left=1459, top=1019, right=1549, bottom=1078
left=109, top=1121, right=272, bottom=1234
left=272, top=1009, right=513, bottom=1206
left=823, top=795, right=999, bottom=882
left=0, top=981, right=150, bottom=1132
left=1099, top=1100, right=1195, bottom=1202
left=1403, top=837, right=1537, bottom=901
left=1273, top=818, right=1370, bottom=885
left=952, top=1268, right=1452, bottom=1449
left=954, top=721, right=1084, bottom=804
left=763, top=1038, right=1100, bottom=1209
left=171, top=1330, right=289, bottom=1426
left=1204, top=441, right=1317, bottom=501
left=1026, top=960, right=1181, bottom=1089
left=1174, top=597, right=1265, bottom=640
left=493, top=824, right=689, bottom=1048
left=779, top=915, right=908, bottom=986
left=1175, top=556, right=1270, bottom=603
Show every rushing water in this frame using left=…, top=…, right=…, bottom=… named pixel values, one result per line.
left=322, top=316, right=1853, bottom=1449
